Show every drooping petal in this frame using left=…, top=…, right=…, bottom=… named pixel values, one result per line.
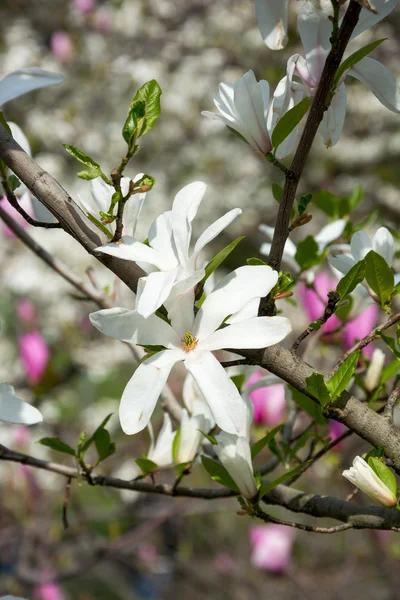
left=119, top=355, right=175, bottom=435
left=135, top=269, right=178, bottom=318
left=318, top=83, right=347, bottom=147
left=123, top=173, right=147, bottom=237
left=148, top=211, right=178, bottom=268
left=372, top=227, right=394, bottom=266
left=199, top=316, right=292, bottom=351
left=297, top=1, right=333, bottom=84
left=351, top=230, right=372, bottom=262
left=328, top=254, right=357, bottom=276
left=194, top=266, right=279, bottom=340
left=90, top=177, right=113, bottom=215
left=89, top=307, right=181, bottom=347
left=351, top=0, right=400, bottom=40
left=254, top=0, right=289, bottom=50
left=349, top=57, right=400, bottom=113
left=8, top=122, right=31, bottom=155
left=147, top=412, right=175, bottom=467
left=172, top=181, right=207, bottom=265
left=315, top=218, right=347, bottom=251
left=227, top=297, right=260, bottom=324
left=0, top=68, right=64, bottom=106
left=0, top=382, right=42, bottom=425
left=193, top=208, right=242, bottom=257
left=184, top=351, right=246, bottom=434
left=95, top=236, right=168, bottom=269
left=234, top=71, right=272, bottom=154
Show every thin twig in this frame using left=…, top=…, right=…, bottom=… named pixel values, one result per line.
left=1, top=187, right=61, bottom=229
left=219, top=358, right=249, bottom=368
left=292, top=291, right=340, bottom=352
left=252, top=507, right=354, bottom=534
left=384, top=380, right=400, bottom=422
left=62, top=477, right=72, bottom=529
left=330, top=311, right=400, bottom=376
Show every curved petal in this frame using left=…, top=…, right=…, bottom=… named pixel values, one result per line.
left=227, top=297, right=260, bottom=324
left=123, top=174, right=147, bottom=237
left=315, top=218, right=347, bottom=250
left=234, top=71, right=271, bottom=153
left=259, top=224, right=297, bottom=257
left=184, top=351, right=246, bottom=434
left=119, top=356, right=174, bottom=435
left=90, top=178, right=113, bottom=215
left=0, top=68, right=64, bottom=106
left=373, top=227, right=394, bottom=266
left=165, top=286, right=197, bottom=338
left=89, top=307, right=181, bottom=347
left=351, top=0, right=400, bottom=40
left=318, top=83, right=347, bottom=147
left=254, top=0, right=289, bottom=50
left=172, top=181, right=207, bottom=265
left=148, top=211, right=178, bottom=268
left=199, top=316, right=292, bottom=351
left=328, top=254, right=356, bottom=275
left=194, top=266, right=279, bottom=340
left=0, top=383, right=42, bottom=425
left=193, top=208, right=242, bottom=257
left=351, top=230, right=372, bottom=262
left=136, top=269, right=178, bottom=318
left=96, top=236, right=168, bottom=269
left=297, top=1, right=333, bottom=84
left=8, top=121, right=31, bottom=155
left=349, top=57, right=400, bottom=113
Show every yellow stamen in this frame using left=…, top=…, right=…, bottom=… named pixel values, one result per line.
left=182, top=331, right=199, bottom=352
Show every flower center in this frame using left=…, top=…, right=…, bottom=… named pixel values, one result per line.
left=182, top=331, right=198, bottom=352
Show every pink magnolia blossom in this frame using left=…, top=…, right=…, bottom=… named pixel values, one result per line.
left=74, top=0, right=95, bottom=14
left=343, top=304, right=378, bottom=359
left=34, top=581, right=64, bottom=600
left=18, top=331, right=50, bottom=384
left=12, top=425, right=31, bottom=447
left=298, top=272, right=341, bottom=333
left=247, top=371, right=286, bottom=426
left=1, top=192, right=35, bottom=238
left=329, top=421, right=348, bottom=451
left=16, top=299, right=37, bottom=325
left=50, top=31, right=74, bottom=63
left=249, top=525, right=295, bottom=573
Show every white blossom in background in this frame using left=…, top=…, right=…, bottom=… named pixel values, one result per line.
left=365, top=348, right=386, bottom=392
left=77, top=173, right=147, bottom=237
left=96, top=181, right=241, bottom=318
left=260, top=219, right=347, bottom=272
left=147, top=412, right=175, bottom=467
left=329, top=227, right=400, bottom=291
left=0, top=383, right=42, bottom=425
left=176, top=408, right=213, bottom=464
left=342, top=456, right=397, bottom=507
left=90, top=265, right=292, bottom=435
left=214, top=431, right=258, bottom=500
left=254, top=0, right=289, bottom=50
left=275, top=0, right=400, bottom=147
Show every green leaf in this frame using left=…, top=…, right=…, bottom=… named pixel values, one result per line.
left=172, top=427, right=181, bottom=463
left=135, top=457, right=158, bottom=475
left=335, top=296, right=353, bottom=321
left=63, top=144, right=101, bottom=171
left=338, top=186, right=364, bottom=216
left=247, top=257, right=267, bottom=266
left=272, top=97, right=310, bottom=150
left=381, top=359, right=400, bottom=384
left=290, top=387, right=327, bottom=425
left=86, top=213, right=114, bottom=240
left=314, top=189, right=338, bottom=218
left=132, top=79, right=162, bottom=136
left=381, top=334, right=400, bottom=359
left=77, top=170, right=100, bottom=181
left=198, top=430, right=217, bottom=445
left=259, top=461, right=312, bottom=499
left=38, top=437, right=76, bottom=457
left=336, top=260, right=365, bottom=299
left=272, top=182, right=283, bottom=202
left=200, top=236, right=244, bottom=286
left=298, top=193, right=312, bottom=216
left=251, top=425, right=283, bottom=460
left=201, top=456, right=239, bottom=492
left=305, top=373, right=331, bottom=405
left=364, top=446, right=385, bottom=463
left=326, top=351, right=360, bottom=400
left=174, top=461, right=193, bottom=474
left=365, top=250, right=394, bottom=306
left=333, top=39, right=387, bottom=89
left=81, top=413, right=113, bottom=454
left=368, top=456, right=397, bottom=497
left=122, top=100, right=146, bottom=147
left=295, top=236, right=319, bottom=270
left=94, top=427, right=115, bottom=462
left=8, top=174, right=21, bottom=192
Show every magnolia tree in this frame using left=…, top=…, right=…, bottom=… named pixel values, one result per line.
left=1, top=1, right=400, bottom=590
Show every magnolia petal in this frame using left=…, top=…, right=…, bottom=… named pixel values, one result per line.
left=254, top=0, right=289, bottom=50
left=259, top=224, right=297, bottom=257
left=148, top=211, right=178, bottom=268
left=0, top=68, right=64, bottom=106
left=147, top=412, right=175, bottom=467
left=90, top=177, right=113, bottom=215
left=119, top=357, right=174, bottom=435
left=349, top=57, right=400, bottom=113
left=95, top=235, right=167, bottom=269
left=165, top=287, right=196, bottom=338
left=351, top=230, right=372, bottom=262
left=200, top=316, right=292, bottom=351
left=89, top=307, right=181, bottom=347
left=328, top=254, right=356, bottom=276
left=123, top=173, right=147, bottom=237
left=8, top=122, right=31, bottom=155
left=0, top=383, right=42, bottom=425
left=318, top=83, right=347, bottom=148
left=373, top=227, right=394, bottom=266
left=315, top=218, right=347, bottom=250
left=193, top=208, right=242, bottom=257
left=351, top=0, right=400, bottom=40
left=297, top=1, right=333, bottom=84
left=172, top=181, right=207, bottom=265
left=136, top=269, right=178, bottom=318
left=182, top=373, right=216, bottom=427
left=194, top=266, right=279, bottom=340
left=227, top=297, right=260, bottom=324
left=234, top=70, right=271, bottom=154
left=184, top=351, right=246, bottom=434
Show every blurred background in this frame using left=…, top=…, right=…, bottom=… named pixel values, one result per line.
left=0, top=0, right=400, bottom=598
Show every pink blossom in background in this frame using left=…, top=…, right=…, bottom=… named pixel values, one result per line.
left=1, top=192, right=34, bottom=238
left=343, top=304, right=378, bottom=359
left=18, top=331, right=50, bottom=384
left=329, top=421, right=348, bottom=451
left=50, top=31, right=74, bottom=63
left=74, top=0, right=95, bottom=14
left=249, top=525, right=295, bottom=573
left=12, top=425, right=31, bottom=447
left=34, top=581, right=64, bottom=600
left=16, top=299, right=37, bottom=325
left=298, top=272, right=341, bottom=333
left=215, top=552, right=235, bottom=574
left=94, top=9, right=112, bottom=33
left=247, top=371, right=286, bottom=426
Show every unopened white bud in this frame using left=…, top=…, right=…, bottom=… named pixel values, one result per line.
left=365, top=349, right=385, bottom=392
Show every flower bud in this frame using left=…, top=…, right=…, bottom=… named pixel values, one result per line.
left=365, top=348, right=385, bottom=392
left=342, top=456, right=397, bottom=508
left=214, top=432, right=258, bottom=500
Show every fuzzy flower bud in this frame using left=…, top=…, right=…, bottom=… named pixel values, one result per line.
left=214, top=432, right=258, bottom=500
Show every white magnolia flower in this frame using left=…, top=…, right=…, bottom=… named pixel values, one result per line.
left=96, top=181, right=241, bottom=318
left=342, top=456, right=397, bottom=507
left=277, top=0, right=400, bottom=147
left=182, top=373, right=216, bottom=429
left=90, top=265, right=292, bottom=435
left=147, top=412, right=175, bottom=467
left=177, top=408, right=213, bottom=464
left=260, top=219, right=346, bottom=272
left=214, top=431, right=258, bottom=500
left=365, top=348, right=386, bottom=392
left=0, top=383, right=42, bottom=425
left=254, top=0, right=289, bottom=50
left=329, top=227, right=400, bottom=292
left=0, top=67, right=64, bottom=107
left=77, top=174, right=147, bottom=237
